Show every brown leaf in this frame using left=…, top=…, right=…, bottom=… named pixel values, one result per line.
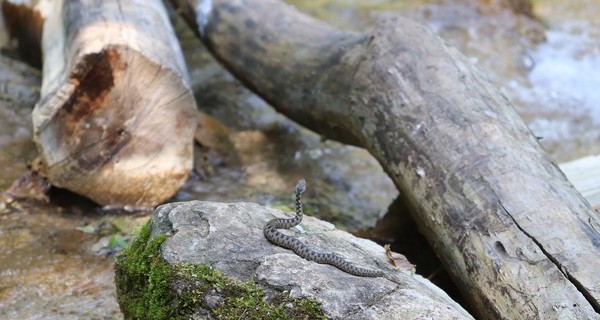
left=384, top=244, right=415, bottom=272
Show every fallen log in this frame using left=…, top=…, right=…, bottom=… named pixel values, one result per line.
left=170, top=0, right=600, bottom=318
left=3, top=0, right=197, bottom=208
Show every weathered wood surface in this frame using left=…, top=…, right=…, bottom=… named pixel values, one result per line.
left=560, top=155, right=600, bottom=209
left=170, top=0, right=600, bottom=318
left=4, top=0, right=197, bottom=208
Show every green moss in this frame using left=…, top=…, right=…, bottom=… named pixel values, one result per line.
left=115, top=221, right=180, bottom=320
left=175, top=264, right=325, bottom=319
left=115, top=221, right=326, bottom=320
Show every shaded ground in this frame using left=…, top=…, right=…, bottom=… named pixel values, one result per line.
left=1, top=0, right=599, bottom=318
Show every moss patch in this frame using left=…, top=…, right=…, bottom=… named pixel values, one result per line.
left=115, top=221, right=326, bottom=320
left=115, top=221, right=178, bottom=319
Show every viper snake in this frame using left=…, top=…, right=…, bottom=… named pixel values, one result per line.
left=264, top=179, right=401, bottom=285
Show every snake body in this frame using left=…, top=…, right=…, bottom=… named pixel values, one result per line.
left=264, top=179, right=386, bottom=278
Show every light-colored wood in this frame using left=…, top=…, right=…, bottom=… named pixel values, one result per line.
left=22, top=0, right=196, bottom=208
left=560, top=155, right=600, bottom=208
left=170, top=0, right=600, bottom=318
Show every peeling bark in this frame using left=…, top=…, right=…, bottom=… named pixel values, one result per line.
left=170, top=0, right=600, bottom=318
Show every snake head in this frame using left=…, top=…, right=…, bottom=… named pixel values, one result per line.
left=295, top=178, right=306, bottom=195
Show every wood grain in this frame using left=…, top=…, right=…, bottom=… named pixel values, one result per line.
left=10, top=0, right=197, bottom=208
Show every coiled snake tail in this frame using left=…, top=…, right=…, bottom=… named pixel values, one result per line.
left=264, top=179, right=388, bottom=279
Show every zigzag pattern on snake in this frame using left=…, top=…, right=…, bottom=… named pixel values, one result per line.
left=263, top=178, right=387, bottom=278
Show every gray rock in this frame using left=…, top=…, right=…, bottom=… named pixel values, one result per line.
left=124, top=201, right=473, bottom=319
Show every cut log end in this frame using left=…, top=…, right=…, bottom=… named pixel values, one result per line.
left=33, top=46, right=197, bottom=208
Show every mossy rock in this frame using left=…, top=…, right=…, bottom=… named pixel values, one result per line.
left=114, top=201, right=473, bottom=320
left=114, top=220, right=325, bottom=319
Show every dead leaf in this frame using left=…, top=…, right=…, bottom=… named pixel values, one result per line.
left=384, top=244, right=415, bottom=272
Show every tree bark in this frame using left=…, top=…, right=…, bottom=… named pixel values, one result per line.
left=170, top=0, right=600, bottom=318
left=6, top=0, right=197, bottom=208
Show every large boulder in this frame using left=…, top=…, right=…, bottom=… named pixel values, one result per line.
left=115, top=201, right=473, bottom=319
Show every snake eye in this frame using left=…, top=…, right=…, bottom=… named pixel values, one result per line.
left=295, top=178, right=307, bottom=194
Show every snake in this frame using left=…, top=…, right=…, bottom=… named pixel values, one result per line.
left=263, top=178, right=390, bottom=279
